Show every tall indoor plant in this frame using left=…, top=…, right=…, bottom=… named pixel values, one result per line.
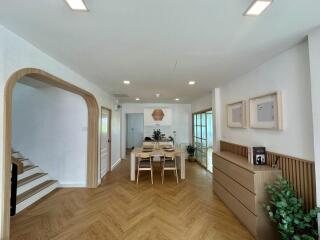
left=264, top=177, right=320, bottom=240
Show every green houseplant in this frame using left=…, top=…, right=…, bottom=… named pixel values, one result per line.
left=186, top=145, right=196, bottom=162
left=264, top=177, right=320, bottom=240
left=152, top=129, right=162, bottom=141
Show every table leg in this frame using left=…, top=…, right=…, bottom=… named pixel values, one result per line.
left=130, top=151, right=136, bottom=181
left=180, top=151, right=185, bottom=179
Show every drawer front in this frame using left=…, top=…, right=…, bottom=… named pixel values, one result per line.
left=213, top=168, right=257, bottom=214
left=214, top=181, right=257, bottom=237
left=214, top=154, right=255, bottom=193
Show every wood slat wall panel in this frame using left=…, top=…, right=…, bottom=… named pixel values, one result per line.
left=220, top=141, right=248, bottom=158
left=219, top=141, right=316, bottom=211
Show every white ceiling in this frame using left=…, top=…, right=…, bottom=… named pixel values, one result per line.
left=1, top=0, right=320, bottom=103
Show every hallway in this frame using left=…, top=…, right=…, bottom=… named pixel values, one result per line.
left=10, top=159, right=253, bottom=240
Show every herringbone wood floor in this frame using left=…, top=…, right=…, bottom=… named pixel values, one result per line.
left=10, top=159, right=254, bottom=240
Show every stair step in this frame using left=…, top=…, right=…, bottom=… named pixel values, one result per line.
left=18, top=173, right=48, bottom=187
left=22, top=160, right=33, bottom=166
left=18, top=166, right=40, bottom=180
left=17, top=180, right=58, bottom=204
left=12, top=152, right=24, bottom=158
left=23, top=165, right=38, bottom=172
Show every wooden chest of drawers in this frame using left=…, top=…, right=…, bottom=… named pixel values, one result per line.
left=213, top=151, right=281, bottom=240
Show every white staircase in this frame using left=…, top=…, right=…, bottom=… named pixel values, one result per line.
left=11, top=149, right=59, bottom=214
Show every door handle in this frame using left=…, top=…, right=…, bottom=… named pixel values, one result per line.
left=107, top=139, right=111, bottom=143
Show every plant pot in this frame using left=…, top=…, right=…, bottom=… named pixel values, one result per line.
left=188, top=156, right=196, bottom=162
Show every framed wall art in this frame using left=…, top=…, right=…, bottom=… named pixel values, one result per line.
left=249, top=91, right=283, bottom=130
left=144, top=108, right=172, bottom=126
left=227, top=101, right=247, bottom=128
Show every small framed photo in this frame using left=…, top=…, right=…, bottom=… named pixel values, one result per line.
left=251, top=147, right=267, bottom=165
left=249, top=92, right=283, bottom=130
left=227, top=101, right=247, bottom=128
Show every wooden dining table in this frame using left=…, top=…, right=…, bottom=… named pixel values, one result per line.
left=130, top=147, right=186, bottom=181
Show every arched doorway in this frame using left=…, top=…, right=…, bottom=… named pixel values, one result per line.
left=2, top=68, right=99, bottom=239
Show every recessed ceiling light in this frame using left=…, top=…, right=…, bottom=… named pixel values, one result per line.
left=156, top=93, right=160, bottom=98
left=123, top=80, right=130, bottom=85
left=244, top=0, right=272, bottom=16
left=136, top=98, right=140, bottom=101
left=65, top=0, right=88, bottom=11
left=175, top=98, right=180, bottom=101
left=188, top=81, right=196, bottom=85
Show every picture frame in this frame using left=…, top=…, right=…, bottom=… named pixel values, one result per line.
left=227, top=101, right=247, bottom=128
left=249, top=91, right=283, bottom=130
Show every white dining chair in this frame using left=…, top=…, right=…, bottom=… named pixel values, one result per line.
left=161, top=151, right=179, bottom=184
left=136, top=152, right=153, bottom=184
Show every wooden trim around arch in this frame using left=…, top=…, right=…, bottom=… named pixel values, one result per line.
left=1, top=68, right=99, bottom=239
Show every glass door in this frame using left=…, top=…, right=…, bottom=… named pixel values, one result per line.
left=192, top=109, right=213, bottom=171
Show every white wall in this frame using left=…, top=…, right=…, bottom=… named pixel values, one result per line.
left=121, top=103, right=192, bottom=158
left=13, top=82, right=88, bottom=187
left=191, top=94, right=212, bottom=113
left=0, top=25, right=121, bottom=234
left=220, top=41, right=314, bottom=160
left=308, top=28, right=320, bottom=210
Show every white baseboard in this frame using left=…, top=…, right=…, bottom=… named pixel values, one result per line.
left=58, top=182, right=86, bottom=188
left=111, top=158, right=122, bottom=171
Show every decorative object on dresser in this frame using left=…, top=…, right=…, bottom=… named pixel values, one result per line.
left=186, top=145, right=196, bottom=162
left=264, top=177, right=320, bottom=240
left=227, top=100, right=247, bottom=128
left=250, top=147, right=266, bottom=165
left=213, top=149, right=281, bottom=240
left=249, top=91, right=283, bottom=130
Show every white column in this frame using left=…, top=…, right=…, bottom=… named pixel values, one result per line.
left=308, top=27, right=320, bottom=229
left=212, top=88, right=222, bottom=152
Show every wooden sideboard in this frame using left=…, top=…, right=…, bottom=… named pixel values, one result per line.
left=213, top=151, right=281, bottom=240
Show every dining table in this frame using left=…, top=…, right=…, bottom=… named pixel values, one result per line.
left=130, top=147, right=186, bottom=181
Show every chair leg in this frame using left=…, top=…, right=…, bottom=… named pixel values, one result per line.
left=151, top=166, right=154, bottom=184
left=162, top=168, right=164, bottom=184
left=136, top=161, right=140, bottom=184
left=175, top=169, right=179, bottom=184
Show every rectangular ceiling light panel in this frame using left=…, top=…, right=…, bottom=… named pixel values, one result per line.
left=245, top=0, right=272, bottom=16
left=65, top=0, right=88, bottom=11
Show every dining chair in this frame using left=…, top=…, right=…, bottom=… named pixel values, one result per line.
left=142, top=143, right=155, bottom=151
left=161, top=151, right=179, bottom=184
left=136, top=152, right=153, bottom=184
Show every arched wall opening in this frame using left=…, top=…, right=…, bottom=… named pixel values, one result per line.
left=2, top=68, right=99, bottom=239
left=12, top=78, right=88, bottom=186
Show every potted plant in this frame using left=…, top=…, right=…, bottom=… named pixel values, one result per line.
left=152, top=129, right=162, bottom=141
left=264, top=177, right=320, bottom=240
left=152, top=129, right=162, bottom=149
left=186, top=145, right=196, bottom=162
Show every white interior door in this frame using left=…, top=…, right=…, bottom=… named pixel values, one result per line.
left=126, top=113, right=144, bottom=149
left=100, top=108, right=111, bottom=178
